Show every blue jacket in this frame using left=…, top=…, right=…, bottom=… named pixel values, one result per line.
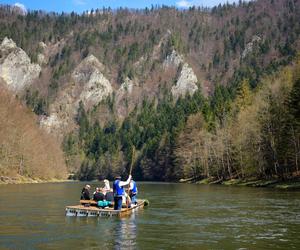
left=130, top=181, right=138, bottom=194
left=113, top=180, right=124, bottom=197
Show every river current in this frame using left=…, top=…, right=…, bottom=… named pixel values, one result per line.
left=0, top=182, right=299, bottom=249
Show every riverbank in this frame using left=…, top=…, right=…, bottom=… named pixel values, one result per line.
left=194, top=178, right=300, bottom=190
left=2, top=175, right=300, bottom=189
left=0, top=175, right=71, bottom=185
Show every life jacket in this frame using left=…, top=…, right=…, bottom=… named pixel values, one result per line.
left=131, top=181, right=138, bottom=194
left=113, top=180, right=124, bottom=197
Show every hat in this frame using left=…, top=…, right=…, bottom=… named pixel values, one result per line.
left=85, top=184, right=91, bottom=189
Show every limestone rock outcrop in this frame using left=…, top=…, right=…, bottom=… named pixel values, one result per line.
left=72, top=55, right=112, bottom=107
left=163, top=49, right=184, bottom=68
left=164, top=49, right=198, bottom=98
left=171, top=63, right=198, bottom=99
left=115, top=77, right=136, bottom=118
left=37, top=53, right=47, bottom=65
left=40, top=113, right=65, bottom=134
left=0, top=37, right=41, bottom=91
left=117, top=77, right=135, bottom=96
left=41, top=54, right=113, bottom=134
left=242, top=35, right=262, bottom=59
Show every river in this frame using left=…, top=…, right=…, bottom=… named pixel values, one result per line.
left=0, top=182, right=299, bottom=249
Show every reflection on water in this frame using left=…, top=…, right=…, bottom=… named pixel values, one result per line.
left=114, top=214, right=137, bottom=249
left=0, top=182, right=300, bottom=249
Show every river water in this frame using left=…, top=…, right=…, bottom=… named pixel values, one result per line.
left=0, top=182, right=300, bottom=249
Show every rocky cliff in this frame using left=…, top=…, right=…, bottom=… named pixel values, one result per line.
left=41, top=54, right=113, bottom=134
left=171, top=63, right=198, bottom=99
left=116, top=77, right=137, bottom=118
left=0, top=0, right=297, bottom=139
left=73, top=55, right=113, bottom=108
left=0, top=36, right=201, bottom=134
left=0, top=37, right=41, bottom=92
left=164, top=50, right=199, bottom=99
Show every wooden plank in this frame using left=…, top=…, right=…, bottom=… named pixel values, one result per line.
left=67, top=205, right=100, bottom=211
left=80, top=200, right=98, bottom=205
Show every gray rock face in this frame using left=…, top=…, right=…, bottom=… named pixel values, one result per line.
left=79, top=70, right=113, bottom=107
left=152, top=29, right=172, bottom=60
left=40, top=113, right=66, bottom=134
left=40, top=89, right=77, bottom=136
left=38, top=41, right=47, bottom=50
left=37, top=53, right=47, bottom=65
left=242, top=35, right=262, bottom=59
left=115, top=77, right=136, bottom=118
left=117, top=77, right=135, bottom=96
left=72, top=55, right=113, bottom=107
left=0, top=37, right=41, bottom=92
left=171, top=63, right=198, bottom=99
left=41, top=54, right=113, bottom=134
left=72, top=55, right=105, bottom=83
left=0, top=37, right=17, bottom=51
left=164, top=49, right=198, bottom=98
left=163, top=49, right=184, bottom=68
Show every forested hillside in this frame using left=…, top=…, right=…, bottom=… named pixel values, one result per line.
left=176, top=61, right=300, bottom=182
left=0, top=84, right=67, bottom=183
left=1, top=0, right=299, bottom=92
left=0, top=0, right=299, bottom=182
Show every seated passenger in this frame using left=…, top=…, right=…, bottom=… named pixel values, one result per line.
left=80, top=184, right=91, bottom=200
left=93, top=187, right=105, bottom=202
left=103, top=179, right=111, bottom=192
left=105, top=191, right=114, bottom=202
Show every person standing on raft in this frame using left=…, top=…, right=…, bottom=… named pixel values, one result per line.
left=129, top=179, right=138, bottom=205
left=113, top=175, right=131, bottom=210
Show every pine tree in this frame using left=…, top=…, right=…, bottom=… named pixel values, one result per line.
left=286, top=76, right=300, bottom=172
left=76, top=101, right=89, bottom=141
left=235, top=79, right=252, bottom=110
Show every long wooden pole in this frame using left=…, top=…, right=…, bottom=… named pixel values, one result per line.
left=127, top=146, right=135, bottom=208
left=129, top=146, right=135, bottom=176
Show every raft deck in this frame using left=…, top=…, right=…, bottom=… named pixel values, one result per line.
left=66, top=199, right=146, bottom=217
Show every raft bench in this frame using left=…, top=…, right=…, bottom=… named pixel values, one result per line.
left=80, top=200, right=98, bottom=206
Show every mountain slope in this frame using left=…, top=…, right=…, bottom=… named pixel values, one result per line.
left=0, top=0, right=299, bottom=119
left=0, top=83, right=67, bottom=183
left=0, top=0, right=299, bottom=180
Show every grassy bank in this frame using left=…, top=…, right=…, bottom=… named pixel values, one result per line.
left=179, top=176, right=300, bottom=190
left=200, top=178, right=300, bottom=190
left=0, top=175, right=71, bottom=185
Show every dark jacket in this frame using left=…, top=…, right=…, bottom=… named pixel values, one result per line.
left=105, top=191, right=114, bottom=202
left=93, top=192, right=105, bottom=202
left=81, top=188, right=90, bottom=200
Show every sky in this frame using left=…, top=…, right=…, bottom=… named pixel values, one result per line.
left=0, top=0, right=242, bottom=13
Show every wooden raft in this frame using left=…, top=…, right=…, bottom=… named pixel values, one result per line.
left=65, top=199, right=146, bottom=217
